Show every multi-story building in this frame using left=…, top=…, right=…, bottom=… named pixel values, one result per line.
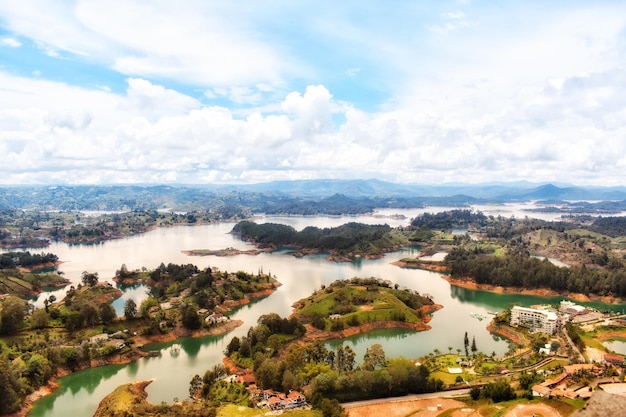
left=510, top=306, right=557, bottom=334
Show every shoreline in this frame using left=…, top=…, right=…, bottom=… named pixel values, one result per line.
left=14, top=320, right=243, bottom=417
left=294, top=303, right=443, bottom=346
left=18, top=284, right=279, bottom=416
left=440, top=275, right=626, bottom=305
left=392, top=255, right=626, bottom=305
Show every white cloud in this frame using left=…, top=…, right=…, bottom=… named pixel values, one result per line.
left=2, top=70, right=626, bottom=186
left=0, top=0, right=295, bottom=87
left=0, top=37, right=21, bottom=47
left=1, top=3, right=626, bottom=186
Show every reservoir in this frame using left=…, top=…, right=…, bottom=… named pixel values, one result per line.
left=24, top=209, right=625, bottom=416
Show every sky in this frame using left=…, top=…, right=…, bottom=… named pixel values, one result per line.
left=0, top=1, right=626, bottom=186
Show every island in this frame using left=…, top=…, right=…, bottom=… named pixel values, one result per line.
left=227, top=220, right=409, bottom=261
left=290, top=277, right=441, bottom=341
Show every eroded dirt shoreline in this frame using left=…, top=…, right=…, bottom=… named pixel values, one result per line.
left=392, top=259, right=625, bottom=304
left=441, top=275, right=625, bottom=304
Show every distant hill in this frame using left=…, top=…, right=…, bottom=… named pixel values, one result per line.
left=1, top=180, right=626, bottom=211
left=231, top=180, right=626, bottom=201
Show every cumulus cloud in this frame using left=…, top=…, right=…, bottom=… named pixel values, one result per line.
left=1, top=69, right=626, bottom=186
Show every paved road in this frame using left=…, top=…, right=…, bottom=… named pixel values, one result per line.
left=341, top=388, right=471, bottom=409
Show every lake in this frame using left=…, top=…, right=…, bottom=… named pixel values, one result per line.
left=22, top=207, right=624, bottom=416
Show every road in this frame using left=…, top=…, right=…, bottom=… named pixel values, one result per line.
left=341, top=388, right=471, bottom=409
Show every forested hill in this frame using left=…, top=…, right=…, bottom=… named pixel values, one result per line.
left=446, top=248, right=626, bottom=298
left=231, top=221, right=408, bottom=259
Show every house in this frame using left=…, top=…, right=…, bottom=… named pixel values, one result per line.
left=541, top=372, right=568, bottom=388
left=267, top=396, right=283, bottom=410
left=235, top=371, right=256, bottom=386
left=251, top=387, right=307, bottom=411
left=559, top=300, right=587, bottom=316
left=287, top=390, right=306, bottom=404
left=604, top=353, right=625, bottom=366
left=107, top=339, right=126, bottom=350
left=205, top=313, right=229, bottom=325
left=539, top=343, right=551, bottom=355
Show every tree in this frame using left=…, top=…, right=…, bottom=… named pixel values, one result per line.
left=181, top=304, right=201, bottom=329
left=25, top=353, right=53, bottom=387
left=225, top=336, right=241, bottom=356
left=116, top=263, right=130, bottom=278
left=471, top=336, right=477, bottom=356
left=464, top=331, right=469, bottom=357
left=64, top=310, right=85, bottom=331
left=81, top=304, right=100, bottom=327
left=98, top=303, right=117, bottom=324
left=124, top=299, right=137, bottom=320
left=81, top=271, right=99, bottom=287
left=139, top=297, right=158, bottom=318
left=239, top=338, right=251, bottom=357
left=0, top=296, right=28, bottom=335
left=363, top=343, right=386, bottom=371
left=31, top=309, right=49, bottom=329
left=189, top=374, right=203, bottom=399
left=481, top=380, right=516, bottom=402
left=0, top=357, right=22, bottom=415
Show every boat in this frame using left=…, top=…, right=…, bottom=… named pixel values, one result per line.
left=470, top=312, right=486, bottom=321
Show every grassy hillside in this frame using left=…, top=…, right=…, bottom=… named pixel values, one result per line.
left=293, top=277, right=434, bottom=330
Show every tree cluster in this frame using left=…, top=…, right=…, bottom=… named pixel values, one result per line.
left=224, top=315, right=443, bottom=408
left=0, top=251, right=58, bottom=269
left=410, top=209, right=487, bottom=230
left=446, top=248, right=626, bottom=297
left=234, top=221, right=394, bottom=250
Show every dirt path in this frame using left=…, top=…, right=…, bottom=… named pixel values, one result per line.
left=346, top=398, right=471, bottom=417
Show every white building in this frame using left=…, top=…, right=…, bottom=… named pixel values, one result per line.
left=510, top=306, right=557, bottom=334
left=559, top=300, right=587, bottom=316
